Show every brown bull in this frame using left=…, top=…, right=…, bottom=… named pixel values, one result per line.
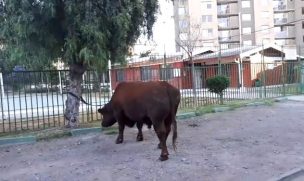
left=98, top=81, right=180, bottom=161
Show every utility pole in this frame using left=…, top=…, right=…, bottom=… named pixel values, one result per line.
left=218, top=44, right=222, bottom=75
left=262, top=42, right=266, bottom=98
left=164, top=44, right=167, bottom=81
left=281, top=45, right=286, bottom=96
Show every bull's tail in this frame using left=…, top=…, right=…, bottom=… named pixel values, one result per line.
left=172, top=117, right=177, bottom=151
left=171, top=89, right=180, bottom=152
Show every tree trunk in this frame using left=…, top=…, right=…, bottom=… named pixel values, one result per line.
left=64, top=63, right=86, bottom=128
left=190, top=56, right=197, bottom=107
left=220, top=92, right=224, bottom=105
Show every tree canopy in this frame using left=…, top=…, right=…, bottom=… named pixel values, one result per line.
left=0, top=0, right=159, bottom=70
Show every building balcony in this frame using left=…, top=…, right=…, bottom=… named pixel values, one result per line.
left=218, top=25, right=239, bottom=31
left=217, top=9, right=238, bottom=18
left=273, top=5, right=295, bottom=13
left=217, top=0, right=238, bottom=5
left=275, top=29, right=295, bottom=40
left=274, top=18, right=295, bottom=27
left=274, top=36, right=296, bottom=40
left=219, top=37, right=240, bottom=44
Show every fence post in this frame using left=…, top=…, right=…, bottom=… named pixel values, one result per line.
left=300, top=47, right=304, bottom=93
left=164, top=53, right=167, bottom=81
left=58, top=71, right=63, bottom=94
left=262, top=43, right=267, bottom=98
left=297, top=46, right=304, bottom=94
left=108, top=59, right=113, bottom=97
left=281, top=45, right=286, bottom=96
left=0, top=71, right=6, bottom=120
left=0, top=72, right=4, bottom=100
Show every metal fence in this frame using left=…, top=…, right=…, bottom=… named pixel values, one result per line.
left=111, top=61, right=302, bottom=108
left=0, top=70, right=110, bottom=133
left=0, top=46, right=303, bottom=133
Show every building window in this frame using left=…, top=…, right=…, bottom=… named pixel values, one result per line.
left=242, top=27, right=252, bottom=34
left=241, top=1, right=250, bottom=8
left=179, top=0, right=186, bottom=6
left=140, top=67, right=152, bottom=81
left=179, top=20, right=188, bottom=29
left=201, top=1, right=212, bottom=9
left=242, top=14, right=251, bottom=21
left=302, top=7, right=304, bottom=14
left=302, top=21, right=304, bottom=29
left=220, top=64, right=231, bottom=77
left=202, top=29, right=213, bottom=37
left=160, top=65, right=173, bottom=80
left=173, top=68, right=181, bottom=77
left=202, top=15, right=212, bottom=22
left=116, top=69, right=125, bottom=82
left=179, top=33, right=188, bottom=41
left=178, top=7, right=185, bottom=15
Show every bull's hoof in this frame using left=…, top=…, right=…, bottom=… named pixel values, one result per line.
left=116, top=138, right=123, bottom=144
left=136, top=135, right=143, bottom=142
left=159, top=155, right=169, bottom=161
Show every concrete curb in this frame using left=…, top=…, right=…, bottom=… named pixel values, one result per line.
left=0, top=135, right=36, bottom=146
left=268, top=167, right=304, bottom=181
left=213, top=106, right=231, bottom=112
left=70, top=127, right=102, bottom=136
left=274, top=97, right=289, bottom=102
left=245, top=102, right=267, bottom=107
left=0, top=127, right=102, bottom=146
left=176, top=112, right=196, bottom=120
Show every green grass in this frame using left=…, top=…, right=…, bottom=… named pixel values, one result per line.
left=195, top=105, right=215, bottom=116
left=36, top=129, right=71, bottom=141
left=193, top=99, right=274, bottom=116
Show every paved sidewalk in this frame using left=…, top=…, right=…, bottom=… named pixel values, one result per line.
left=271, top=94, right=304, bottom=181
left=285, top=95, right=304, bottom=102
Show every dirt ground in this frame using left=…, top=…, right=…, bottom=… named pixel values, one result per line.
left=1, top=100, right=304, bottom=181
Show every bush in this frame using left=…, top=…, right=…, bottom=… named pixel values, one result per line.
left=206, top=75, right=230, bottom=104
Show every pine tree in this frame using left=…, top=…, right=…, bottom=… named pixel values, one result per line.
left=0, top=0, right=159, bottom=127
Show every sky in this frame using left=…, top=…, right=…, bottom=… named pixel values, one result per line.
left=132, top=0, right=176, bottom=55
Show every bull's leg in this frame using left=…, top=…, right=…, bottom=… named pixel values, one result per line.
left=158, top=117, right=172, bottom=149
left=136, top=122, right=144, bottom=141
left=154, top=122, right=169, bottom=161
left=116, top=121, right=125, bottom=144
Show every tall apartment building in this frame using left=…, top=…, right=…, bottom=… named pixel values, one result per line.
left=174, top=0, right=304, bottom=52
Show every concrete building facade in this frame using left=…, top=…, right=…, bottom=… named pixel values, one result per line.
left=174, top=0, right=303, bottom=52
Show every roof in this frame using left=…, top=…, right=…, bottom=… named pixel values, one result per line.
left=193, top=46, right=258, bottom=60
left=193, top=44, right=285, bottom=61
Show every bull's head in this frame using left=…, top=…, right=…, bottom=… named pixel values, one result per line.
left=98, top=103, right=117, bottom=127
